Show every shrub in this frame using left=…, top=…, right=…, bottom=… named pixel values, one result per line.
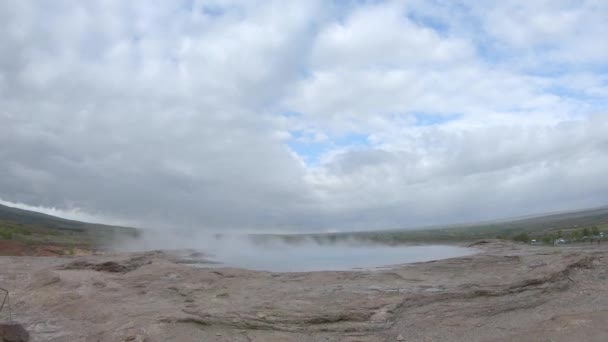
left=582, top=227, right=590, bottom=237
left=0, top=231, right=13, bottom=240
left=513, top=232, right=530, bottom=243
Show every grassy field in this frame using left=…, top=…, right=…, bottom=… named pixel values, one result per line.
left=0, top=203, right=140, bottom=254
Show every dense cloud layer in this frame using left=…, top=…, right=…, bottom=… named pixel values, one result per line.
left=1, top=0, right=607, bottom=232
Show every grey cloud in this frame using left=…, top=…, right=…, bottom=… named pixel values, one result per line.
left=310, top=117, right=608, bottom=229
left=1, top=1, right=607, bottom=233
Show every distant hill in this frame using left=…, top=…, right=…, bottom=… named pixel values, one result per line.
left=397, top=205, right=608, bottom=236
left=251, top=205, right=608, bottom=245
left=0, top=203, right=139, bottom=250
left=0, top=203, right=138, bottom=234
left=2, top=201, right=608, bottom=248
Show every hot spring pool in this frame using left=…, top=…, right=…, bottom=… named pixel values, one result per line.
left=193, top=242, right=476, bottom=272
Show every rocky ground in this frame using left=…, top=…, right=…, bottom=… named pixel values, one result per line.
left=1, top=240, right=608, bottom=341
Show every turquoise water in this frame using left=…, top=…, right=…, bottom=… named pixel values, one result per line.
left=200, top=243, right=475, bottom=272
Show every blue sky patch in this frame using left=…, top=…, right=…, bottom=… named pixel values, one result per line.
left=280, top=110, right=303, bottom=118
left=413, top=113, right=461, bottom=126
left=202, top=5, right=225, bottom=17
left=405, top=12, right=449, bottom=36
left=287, top=132, right=370, bottom=165
left=545, top=83, right=608, bottom=108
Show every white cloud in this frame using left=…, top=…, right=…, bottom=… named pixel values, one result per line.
left=0, top=0, right=607, bottom=232
left=311, top=3, right=474, bottom=70
left=475, top=0, right=608, bottom=65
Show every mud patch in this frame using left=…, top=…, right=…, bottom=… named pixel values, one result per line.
left=60, top=256, right=151, bottom=273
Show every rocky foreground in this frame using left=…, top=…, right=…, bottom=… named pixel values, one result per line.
left=1, top=240, right=608, bottom=341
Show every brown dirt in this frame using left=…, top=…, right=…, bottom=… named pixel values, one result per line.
left=0, top=240, right=68, bottom=257
left=1, top=241, right=608, bottom=341
left=59, top=256, right=151, bottom=273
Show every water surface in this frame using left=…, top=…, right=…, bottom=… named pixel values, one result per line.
left=199, top=242, right=476, bottom=272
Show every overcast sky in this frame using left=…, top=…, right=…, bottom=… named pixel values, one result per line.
left=1, top=0, right=607, bottom=232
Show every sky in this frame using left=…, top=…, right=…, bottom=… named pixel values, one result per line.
left=1, top=0, right=607, bottom=233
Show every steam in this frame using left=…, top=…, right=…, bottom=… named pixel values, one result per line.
left=110, top=229, right=476, bottom=272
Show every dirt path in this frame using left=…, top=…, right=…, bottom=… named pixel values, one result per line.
left=1, top=241, right=608, bottom=341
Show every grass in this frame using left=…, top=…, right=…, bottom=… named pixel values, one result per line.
left=0, top=203, right=141, bottom=252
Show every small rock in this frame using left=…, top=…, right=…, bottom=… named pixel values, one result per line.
left=396, top=334, right=405, bottom=341
left=215, top=332, right=221, bottom=336
left=0, top=322, right=30, bottom=342
left=67, top=293, right=82, bottom=300
left=30, top=271, right=60, bottom=288
left=122, top=335, right=148, bottom=342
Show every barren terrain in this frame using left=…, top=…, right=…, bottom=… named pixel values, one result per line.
left=1, top=240, right=608, bottom=341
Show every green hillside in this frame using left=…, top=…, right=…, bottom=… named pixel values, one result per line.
left=0, top=203, right=139, bottom=248
left=252, top=206, right=608, bottom=245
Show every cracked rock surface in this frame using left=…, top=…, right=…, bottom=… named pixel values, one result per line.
left=1, top=241, right=608, bottom=341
